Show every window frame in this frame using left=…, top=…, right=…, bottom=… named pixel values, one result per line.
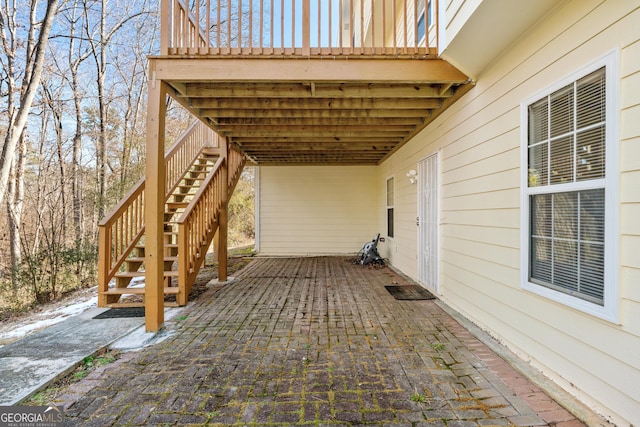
left=386, top=176, right=395, bottom=238
left=520, top=50, right=619, bottom=323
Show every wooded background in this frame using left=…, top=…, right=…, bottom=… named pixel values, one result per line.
left=0, top=0, right=254, bottom=316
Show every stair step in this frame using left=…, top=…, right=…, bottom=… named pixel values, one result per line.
left=126, top=256, right=178, bottom=263
left=180, top=180, right=204, bottom=187
left=105, top=302, right=144, bottom=308
left=201, top=147, right=219, bottom=155
left=133, top=244, right=178, bottom=255
left=173, top=191, right=198, bottom=199
left=101, top=286, right=180, bottom=295
left=105, top=301, right=181, bottom=308
left=168, top=198, right=189, bottom=205
left=115, top=270, right=179, bottom=278
left=167, top=202, right=189, bottom=209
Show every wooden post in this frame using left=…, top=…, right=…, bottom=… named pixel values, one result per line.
left=177, top=220, right=188, bottom=307
left=145, top=62, right=167, bottom=332
left=218, top=136, right=229, bottom=282
left=213, top=228, right=219, bottom=258
left=97, top=225, right=109, bottom=307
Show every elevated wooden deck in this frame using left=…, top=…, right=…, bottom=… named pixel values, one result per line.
left=139, top=0, right=474, bottom=331
left=156, top=0, right=473, bottom=165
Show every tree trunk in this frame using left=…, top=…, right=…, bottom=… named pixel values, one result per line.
left=65, top=0, right=90, bottom=245
left=72, top=79, right=84, bottom=243
left=43, top=84, right=68, bottom=243
left=0, top=0, right=60, bottom=207
left=6, top=132, right=26, bottom=291
left=96, top=0, right=107, bottom=220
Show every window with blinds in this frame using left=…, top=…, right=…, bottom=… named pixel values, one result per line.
left=526, top=67, right=607, bottom=306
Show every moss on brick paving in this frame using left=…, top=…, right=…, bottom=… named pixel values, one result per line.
left=56, top=257, right=580, bottom=426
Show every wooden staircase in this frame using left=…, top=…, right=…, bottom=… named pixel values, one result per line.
left=97, top=122, right=246, bottom=308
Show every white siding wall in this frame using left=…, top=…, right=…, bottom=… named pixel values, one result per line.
left=257, top=166, right=379, bottom=256
left=378, top=0, right=640, bottom=424
left=439, top=0, right=481, bottom=50
left=438, top=0, right=561, bottom=78
left=375, top=148, right=420, bottom=279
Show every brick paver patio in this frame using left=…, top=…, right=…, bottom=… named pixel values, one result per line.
left=61, top=257, right=587, bottom=426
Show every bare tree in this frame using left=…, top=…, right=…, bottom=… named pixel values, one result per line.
left=5, top=133, right=25, bottom=288
left=110, top=9, right=156, bottom=198
left=0, top=0, right=61, bottom=208
left=20, top=99, right=68, bottom=303
left=0, top=0, right=162, bottom=312
left=53, top=0, right=93, bottom=243
left=1, top=0, right=61, bottom=284
left=42, top=75, right=73, bottom=244
left=82, top=0, right=148, bottom=219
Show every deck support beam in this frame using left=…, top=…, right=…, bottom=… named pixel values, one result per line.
left=145, top=68, right=167, bottom=332
left=217, top=136, right=229, bottom=282
left=153, top=58, right=469, bottom=84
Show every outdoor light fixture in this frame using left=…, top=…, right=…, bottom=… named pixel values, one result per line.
left=406, top=169, right=418, bottom=184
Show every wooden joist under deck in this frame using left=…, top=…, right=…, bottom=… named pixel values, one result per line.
left=153, top=57, right=473, bottom=165
left=181, top=82, right=456, bottom=99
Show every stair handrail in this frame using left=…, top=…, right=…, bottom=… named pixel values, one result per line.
left=227, top=144, right=246, bottom=190
left=98, top=120, right=218, bottom=292
left=177, top=146, right=246, bottom=296
left=165, top=121, right=220, bottom=196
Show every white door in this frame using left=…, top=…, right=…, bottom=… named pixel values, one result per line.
left=418, top=152, right=439, bottom=292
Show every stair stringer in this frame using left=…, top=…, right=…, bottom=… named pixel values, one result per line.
left=177, top=149, right=247, bottom=305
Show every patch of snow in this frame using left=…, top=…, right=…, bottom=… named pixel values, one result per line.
left=0, top=288, right=97, bottom=346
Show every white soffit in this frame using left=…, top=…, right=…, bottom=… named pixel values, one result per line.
left=439, top=0, right=561, bottom=79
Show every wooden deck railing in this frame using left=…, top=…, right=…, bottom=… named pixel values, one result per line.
left=177, top=146, right=246, bottom=302
left=162, top=0, right=437, bottom=56
left=97, top=121, right=219, bottom=292
left=227, top=144, right=246, bottom=189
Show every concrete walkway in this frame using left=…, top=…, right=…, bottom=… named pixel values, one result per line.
left=0, top=308, right=144, bottom=405
left=16, top=257, right=605, bottom=426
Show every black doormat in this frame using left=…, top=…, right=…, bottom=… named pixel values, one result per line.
left=93, top=307, right=145, bottom=319
left=385, top=285, right=436, bottom=300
